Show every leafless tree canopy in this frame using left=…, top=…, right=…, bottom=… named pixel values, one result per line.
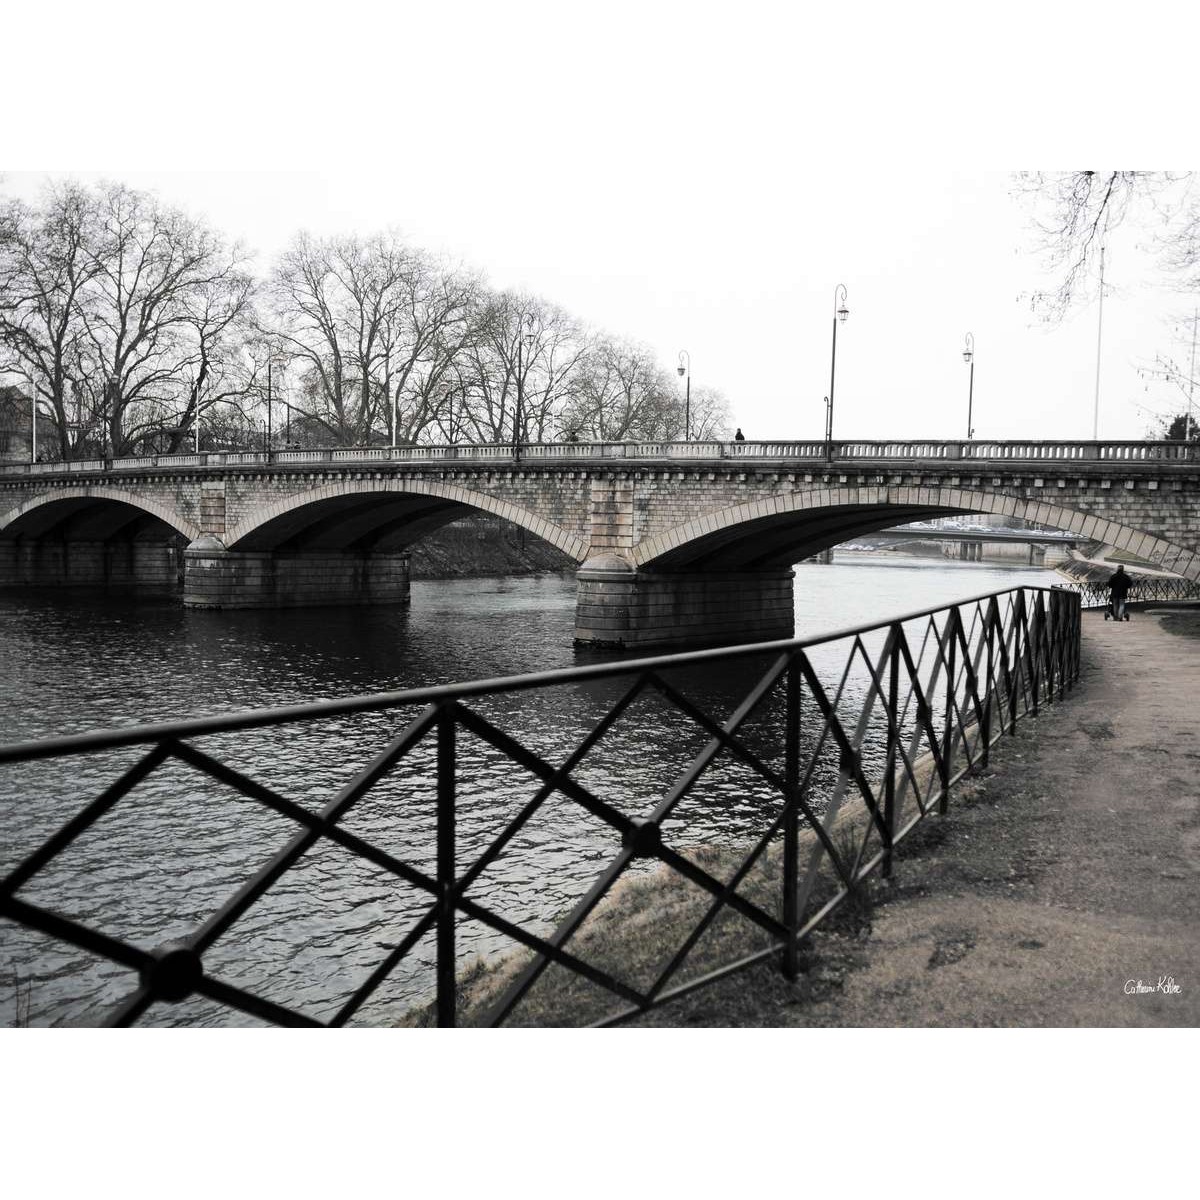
left=0, top=182, right=260, bottom=458
left=1, top=180, right=731, bottom=458
left=1016, top=171, right=1197, bottom=320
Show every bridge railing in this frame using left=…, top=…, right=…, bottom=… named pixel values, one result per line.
left=3, top=438, right=1197, bottom=476
left=0, top=585, right=1080, bottom=1028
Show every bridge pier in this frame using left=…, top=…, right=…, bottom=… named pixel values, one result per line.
left=182, top=537, right=411, bottom=609
left=573, top=554, right=794, bottom=651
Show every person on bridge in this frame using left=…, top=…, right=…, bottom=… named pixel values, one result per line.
left=734, top=428, right=745, bottom=442
left=1107, top=565, right=1132, bottom=622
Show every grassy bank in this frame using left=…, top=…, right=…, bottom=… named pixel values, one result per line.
left=397, top=705, right=1008, bottom=1028
left=402, top=768, right=966, bottom=1027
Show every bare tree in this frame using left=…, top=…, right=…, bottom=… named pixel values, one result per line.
left=266, top=232, right=363, bottom=445
left=563, top=335, right=676, bottom=440
left=267, top=232, right=479, bottom=447
left=0, top=182, right=100, bottom=458
left=1015, top=171, right=1193, bottom=320
left=686, top=384, right=733, bottom=440
left=383, top=254, right=480, bottom=446
left=70, top=183, right=256, bottom=455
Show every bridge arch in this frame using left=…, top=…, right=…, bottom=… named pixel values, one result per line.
left=0, top=486, right=202, bottom=543
left=0, top=486, right=200, bottom=595
left=222, top=478, right=588, bottom=561
left=632, top=485, right=1199, bottom=579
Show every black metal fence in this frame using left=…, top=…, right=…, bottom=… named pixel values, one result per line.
left=1065, top=575, right=1200, bottom=610
left=0, top=585, right=1081, bottom=1027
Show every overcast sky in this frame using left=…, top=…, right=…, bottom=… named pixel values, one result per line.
left=6, top=3, right=1198, bottom=445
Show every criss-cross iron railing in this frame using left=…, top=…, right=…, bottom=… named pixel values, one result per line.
left=1065, top=575, right=1200, bottom=610
left=0, top=585, right=1081, bottom=1028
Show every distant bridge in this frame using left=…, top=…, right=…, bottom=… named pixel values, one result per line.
left=864, top=523, right=1084, bottom=564
left=2, top=438, right=1197, bottom=649
left=873, top=525, right=1082, bottom=545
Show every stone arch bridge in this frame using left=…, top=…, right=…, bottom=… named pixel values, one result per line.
left=2, top=438, right=1197, bottom=649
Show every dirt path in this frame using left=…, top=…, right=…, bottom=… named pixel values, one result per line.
left=632, top=608, right=1200, bottom=1027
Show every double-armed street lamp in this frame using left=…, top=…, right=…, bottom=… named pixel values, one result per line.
left=514, top=313, right=535, bottom=461
left=677, top=350, right=691, bottom=441
left=962, top=332, right=975, bottom=439
left=825, top=284, right=849, bottom=454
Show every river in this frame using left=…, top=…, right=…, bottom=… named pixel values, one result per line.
left=0, top=552, right=1054, bottom=1026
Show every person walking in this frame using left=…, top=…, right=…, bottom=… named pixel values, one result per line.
left=1107, top=564, right=1132, bottom=622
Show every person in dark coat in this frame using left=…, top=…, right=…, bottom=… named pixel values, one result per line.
left=1108, top=565, right=1132, bottom=621
left=734, top=428, right=745, bottom=442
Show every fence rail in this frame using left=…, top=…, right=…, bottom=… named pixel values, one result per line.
left=3, top=437, right=1198, bottom=476
left=1063, top=575, right=1200, bottom=609
left=0, top=586, right=1081, bottom=1027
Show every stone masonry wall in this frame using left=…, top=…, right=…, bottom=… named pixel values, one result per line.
left=183, top=547, right=410, bottom=609
left=574, top=566, right=795, bottom=650
left=0, top=538, right=182, bottom=593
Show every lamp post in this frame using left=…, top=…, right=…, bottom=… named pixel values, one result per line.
left=102, top=374, right=117, bottom=460
left=1093, top=241, right=1106, bottom=439
left=677, top=350, right=691, bottom=441
left=188, top=371, right=201, bottom=452
left=1187, top=307, right=1197, bottom=443
left=443, top=384, right=468, bottom=444
left=28, top=374, right=38, bottom=465
left=826, top=284, right=849, bottom=454
left=962, top=332, right=975, bottom=439
left=514, top=313, right=534, bottom=461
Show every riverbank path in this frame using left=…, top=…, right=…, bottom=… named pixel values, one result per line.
left=643, top=607, right=1200, bottom=1027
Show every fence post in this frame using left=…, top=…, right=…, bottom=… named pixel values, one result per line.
left=1030, top=591, right=1045, bottom=717
left=882, top=626, right=899, bottom=877
left=940, top=607, right=957, bottom=815
left=1010, top=590, right=1025, bottom=734
left=1051, top=589, right=1066, bottom=700
left=982, top=604, right=995, bottom=769
left=436, top=706, right=457, bottom=1027
left=782, top=658, right=801, bottom=980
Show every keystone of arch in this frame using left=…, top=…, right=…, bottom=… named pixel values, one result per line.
left=0, top=485, right=203, bottom=542
left=221, top=477, right=588, bottom=561
left=630, top=485, right=1199, bottom=579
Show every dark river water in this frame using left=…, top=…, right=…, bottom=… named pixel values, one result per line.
left=0, top=553, right=1053, bottom=1026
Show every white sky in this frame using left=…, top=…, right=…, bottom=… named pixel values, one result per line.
left=6, top=3, right=1200, bottom=444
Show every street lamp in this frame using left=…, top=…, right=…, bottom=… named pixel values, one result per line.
left=29, top=382, right=40, bottom=465
left=443, top=384, right=468, bottom=444
left=826, top=284, right=849, bottom=454
left=514, top=313, right=534, bottom=461
left=102, top=374, right=117, bottom=460
left=677, top=350, right=691, bottom=441
left=962, top=332, right=975, bottom=439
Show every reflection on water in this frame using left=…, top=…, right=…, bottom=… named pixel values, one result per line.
left=0, top=553, right=1052, bottom=1026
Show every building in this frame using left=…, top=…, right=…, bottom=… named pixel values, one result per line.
left=0, top=386, right=59, bottom=463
